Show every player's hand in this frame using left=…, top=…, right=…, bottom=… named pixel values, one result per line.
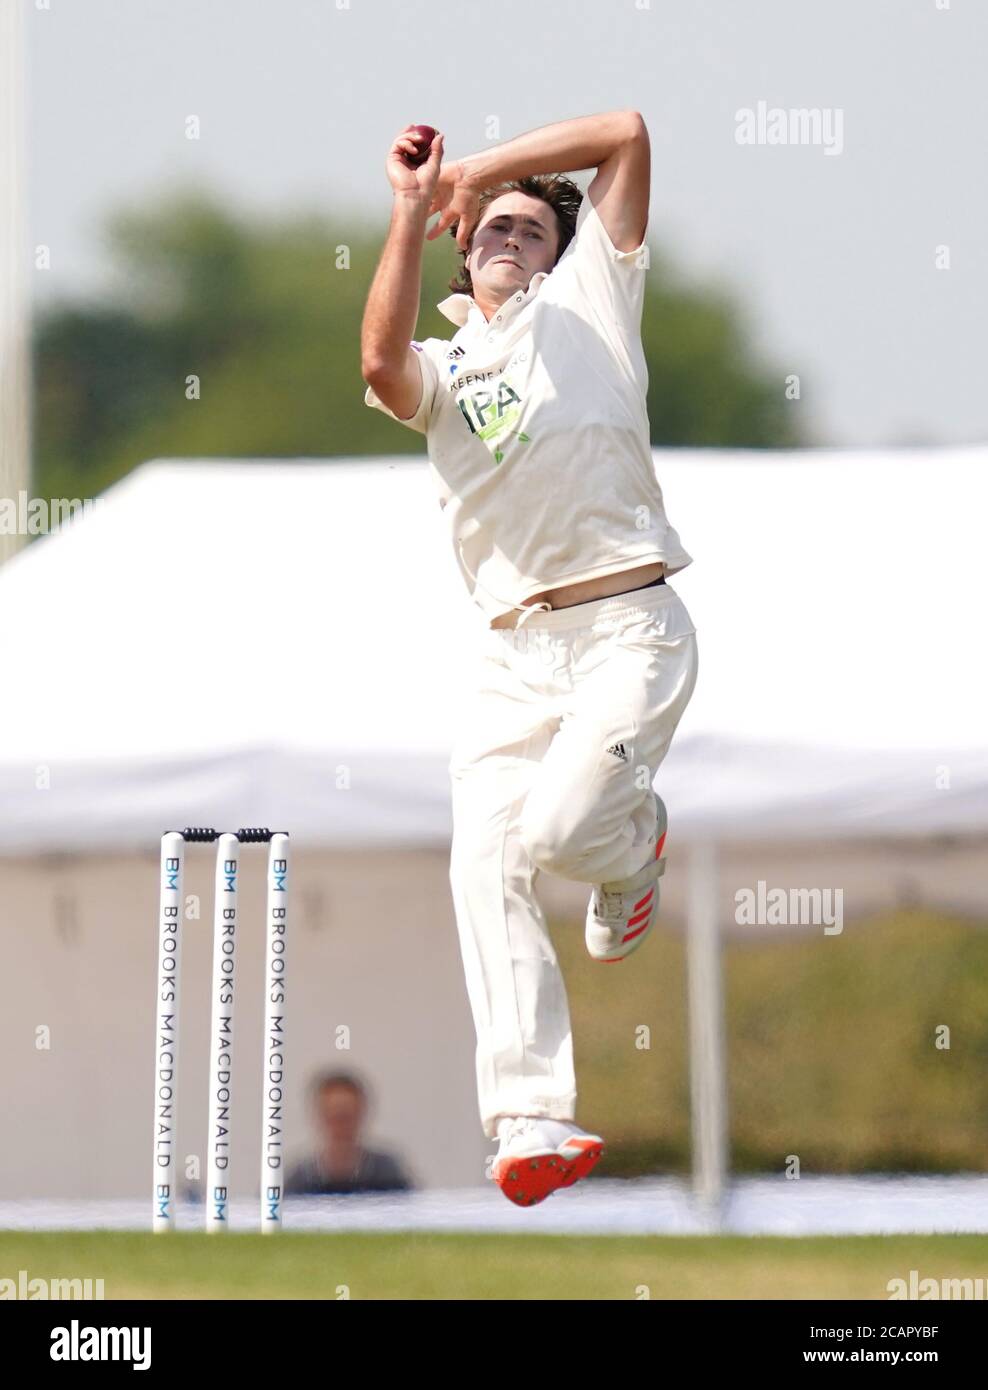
left=386, top=125, right=445, bottom=200
left=425, top=160, right=481, bottom=252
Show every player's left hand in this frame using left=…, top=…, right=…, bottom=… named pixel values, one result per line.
left=426, top=159, right=481, bottom=253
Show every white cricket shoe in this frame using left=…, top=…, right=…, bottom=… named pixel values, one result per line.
left=491, top=1117, right=604, bottom=1207
left=585, top=792, right=668, bottom=963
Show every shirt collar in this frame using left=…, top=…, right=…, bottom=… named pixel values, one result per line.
left=436, top=269, right=551, bottom=329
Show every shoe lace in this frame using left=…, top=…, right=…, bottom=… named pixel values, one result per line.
left=594, top=883, right=631, bottom=924
left=501, top=1117, right=538, bottom=1144
left=593, top=856, right=665, bottom=926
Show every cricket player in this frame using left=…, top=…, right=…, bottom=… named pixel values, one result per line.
left=361, top=111, right=698, bottom=1207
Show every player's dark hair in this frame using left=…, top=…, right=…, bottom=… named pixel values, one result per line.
left=446, top=173, right=583, bottom=297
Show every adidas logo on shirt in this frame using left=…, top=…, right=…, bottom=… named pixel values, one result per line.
left=605, top=742, right=628, bottom=762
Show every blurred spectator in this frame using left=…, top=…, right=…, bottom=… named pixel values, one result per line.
left=285, top=1069, right=414, bottom=1195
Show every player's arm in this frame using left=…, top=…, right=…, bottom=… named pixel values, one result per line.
left=583, top=113, right=649, bottom=254
left=429, top=110, right=649, bottom=253
left=362, top=334, right=425, bottom=422
left=361, top=126, right=445, bottom=419
left=360, top=201, right=430, bottom=419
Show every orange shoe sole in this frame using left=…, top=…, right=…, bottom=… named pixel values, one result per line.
left=557, top=1137, right=605, bottom=1188
left=492, top=1139, right=604, bottom=1206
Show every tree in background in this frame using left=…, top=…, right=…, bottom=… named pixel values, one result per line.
left=34, top=190, right=803, bottom=502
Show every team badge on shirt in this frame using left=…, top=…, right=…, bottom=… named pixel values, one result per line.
left=455, top=376, right=531, bottom=464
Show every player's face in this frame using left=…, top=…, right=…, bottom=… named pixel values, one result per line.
left=468, top=193, right=560, bottom=304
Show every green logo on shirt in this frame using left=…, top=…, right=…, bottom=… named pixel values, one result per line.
left=456, top=379, right=531, bottom=464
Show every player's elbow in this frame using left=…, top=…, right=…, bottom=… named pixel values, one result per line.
left=362, top=357, right=397, bottom=388
left=621, top=110, right=649, bottom=145
left=361, top=331, right=404, bottom=384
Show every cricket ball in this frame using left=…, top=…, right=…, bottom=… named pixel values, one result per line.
left=404, top=124, right=437, bottom=167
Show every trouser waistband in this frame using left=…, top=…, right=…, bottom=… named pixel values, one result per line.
left=498, top=575, right=676, bottom=635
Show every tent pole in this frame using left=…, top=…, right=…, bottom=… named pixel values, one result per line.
left=686, top=839, right=728, bottom=1222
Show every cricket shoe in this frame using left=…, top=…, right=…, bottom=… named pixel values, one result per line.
left=585, top=791, right=668, bottom=963
left=491, top=1118, right=605, bottom=1207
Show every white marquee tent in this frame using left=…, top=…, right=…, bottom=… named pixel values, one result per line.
left=1, top=448, right=986, bottom=848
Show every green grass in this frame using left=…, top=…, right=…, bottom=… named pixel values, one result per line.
left=558, top=907, right=988, bottom=1176
left=3, top=1231, right=987, bottom=1300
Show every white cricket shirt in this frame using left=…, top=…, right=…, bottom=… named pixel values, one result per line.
left=364, top=187, right=693, bottom=624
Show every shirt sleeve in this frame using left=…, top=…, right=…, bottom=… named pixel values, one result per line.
left=363, top=338, right=444, bottom=435
left=556, top=189, right=649, bottom=345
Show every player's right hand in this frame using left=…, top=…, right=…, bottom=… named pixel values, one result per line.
left=386, top=125, right=445, bottom=200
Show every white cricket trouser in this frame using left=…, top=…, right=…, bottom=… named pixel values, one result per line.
left=447, top=580, right=699, bottom=1140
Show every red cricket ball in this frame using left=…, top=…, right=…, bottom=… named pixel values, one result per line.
left=404, top=124, right=437, bottom=167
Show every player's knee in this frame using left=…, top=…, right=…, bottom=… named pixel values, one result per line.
left=519, top=803, right=585, bottom=876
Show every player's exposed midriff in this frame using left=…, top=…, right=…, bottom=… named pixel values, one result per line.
left=489, top=560, right=666, bottom=629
